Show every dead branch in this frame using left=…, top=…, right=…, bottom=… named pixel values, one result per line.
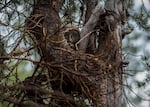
left=79, top=1, right=105, bottom=52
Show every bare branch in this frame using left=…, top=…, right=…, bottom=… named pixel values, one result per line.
left=79, top=2, right=105, bottom=52
left=85, top=0, right=98, bottom=23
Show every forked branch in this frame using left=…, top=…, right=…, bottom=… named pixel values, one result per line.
left=79, top=2, right=105, bottom=52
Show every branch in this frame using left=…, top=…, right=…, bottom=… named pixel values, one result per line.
left=79, top=2, right=105, bottom=52
left=85, top=0, right=98, bottom=23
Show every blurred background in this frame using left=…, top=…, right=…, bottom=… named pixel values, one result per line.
left=122, top=0, right=150, bottom=107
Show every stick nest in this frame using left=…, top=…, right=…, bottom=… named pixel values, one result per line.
left=21, top=44, right=119, bottom=107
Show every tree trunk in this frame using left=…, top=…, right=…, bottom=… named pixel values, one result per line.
left=24, top=0, right=126, bottom=107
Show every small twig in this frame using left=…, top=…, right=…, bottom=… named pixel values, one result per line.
left=75, top=30, right=94, bottom=50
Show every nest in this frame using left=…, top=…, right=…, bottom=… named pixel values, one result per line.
left=21, top=43, right=120, bottom=107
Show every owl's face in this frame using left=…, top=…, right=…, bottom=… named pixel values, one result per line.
left=64, top=29, right=80, bottom=49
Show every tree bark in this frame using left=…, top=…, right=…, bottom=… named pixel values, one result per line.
left=94, top=0, right=124, bottom=107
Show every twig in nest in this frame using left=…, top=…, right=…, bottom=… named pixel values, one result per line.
left=75, top=30, right=95, bottom=50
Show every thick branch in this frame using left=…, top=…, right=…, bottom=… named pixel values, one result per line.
left=84, top=0, right=98, bottom=54
left=79, top=2, right=105, bottom=52
left=85, top=0, right=98, bottom=23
